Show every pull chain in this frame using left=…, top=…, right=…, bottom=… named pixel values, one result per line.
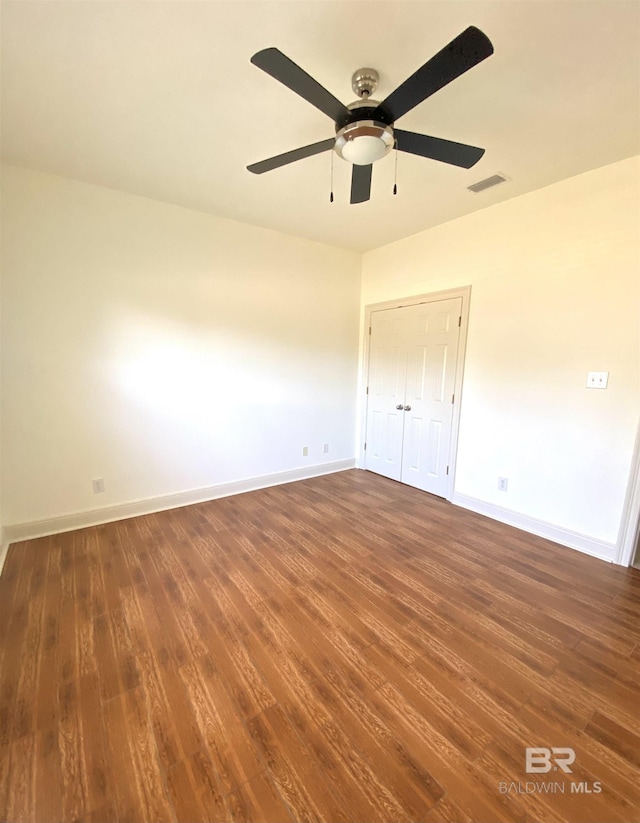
left=329, top=149, right=334, bottom=203
left=393, top=140, right=398, bottom=196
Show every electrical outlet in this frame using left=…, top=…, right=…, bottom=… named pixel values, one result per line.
left=498, top=477, right=508, bottom=492
left=92, top=477, right=105, bottom=494
left=302, top=446, right=309, bottom=457
left=322, top=442, right=329, bottom=454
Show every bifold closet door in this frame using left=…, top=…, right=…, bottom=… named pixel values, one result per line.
left=365, top=297, right=462, bottom=497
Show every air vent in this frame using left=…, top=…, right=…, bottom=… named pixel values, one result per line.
left=467, top=173, right=508, bottom=194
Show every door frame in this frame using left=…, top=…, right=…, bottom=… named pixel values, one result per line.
left=358, top=285, right=472, bottom=502
left=616, top=417, right=640, bottom=566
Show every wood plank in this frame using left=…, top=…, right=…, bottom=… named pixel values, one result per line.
left=102, top=686, right=175, bottom=823
left=2, top=733, right=37, bottom=823
left=0, top=544, right=26, bottom=664
left=584, top=710, right=640, bottom=768
left=246, top=703, right=386, bottom=823
left=165, top=755, right=228, bottom=823
left=2, top=553, right=47, bottom=743
left=93, top=610, right=140, bottom=702
left=59, top=673, right=112, bottom=818
left=136, top=650, right=203, bottom=771
left=225, top=769, right=294, bottom=823
left=34, top=727, right=63, bottom=823
left=177, top=655, right=264, bottom=795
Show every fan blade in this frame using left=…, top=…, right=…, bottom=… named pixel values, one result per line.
left=395, top=129, right=485, bottom=168
left=247, top=138, right=335, bottom=174
left=350, top=164, right=372, bottom=204
left=251, top=48, right=350, bottom=122
left=372, top=26, right=493, bottom=122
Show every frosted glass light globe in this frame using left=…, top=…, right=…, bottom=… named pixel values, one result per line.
left=341, top=135, right=389, bottom=165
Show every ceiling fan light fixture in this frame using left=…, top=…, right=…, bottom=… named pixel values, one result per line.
left=248, top=27, right=494, bottom=202
left=334, top=121, right=394, bottom=166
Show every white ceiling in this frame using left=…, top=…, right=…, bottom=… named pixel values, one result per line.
left=2, top=1, right=639, bottom=252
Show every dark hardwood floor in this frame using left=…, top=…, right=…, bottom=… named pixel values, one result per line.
left=0, top=469, right=639, bottom=823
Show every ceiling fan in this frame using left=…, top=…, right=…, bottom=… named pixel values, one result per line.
left=247, top=26, right=494, bottom=204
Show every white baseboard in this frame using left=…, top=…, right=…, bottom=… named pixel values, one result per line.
left=2, top=459, right=356, bottom=551
left=3, top=466, right=616, bottom=576
left=451, top=492, right=617, bottom=564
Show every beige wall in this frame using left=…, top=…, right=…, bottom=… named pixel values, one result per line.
left=361, top=157, right=640, bottom=552
left=2, top=158, right=638, bottom=562
left=1, top=166, right=361, bottom=525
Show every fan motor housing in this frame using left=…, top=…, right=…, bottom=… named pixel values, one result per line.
left=335, top=102, right=393, bottom=131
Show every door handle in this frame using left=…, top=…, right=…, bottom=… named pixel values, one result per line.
left=395, top=404, right=404, bottom=410
left=404, top=405, right=411, bottom=411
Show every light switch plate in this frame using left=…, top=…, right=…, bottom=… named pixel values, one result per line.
left=586, top=371, right=609, bottom=389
